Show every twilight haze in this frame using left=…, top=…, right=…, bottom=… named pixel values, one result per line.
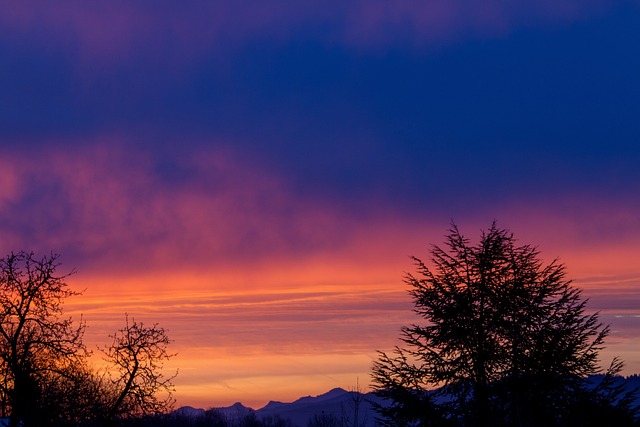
left=1, top=0, right=639, bottom=409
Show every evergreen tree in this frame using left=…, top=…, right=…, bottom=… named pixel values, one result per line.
left=372, top=222, right=637, bottom=427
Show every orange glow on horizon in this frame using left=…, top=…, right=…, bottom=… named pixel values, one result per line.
left=3, top=145, right=639, bottom=409
left=63, top=240, right=640, bottom=409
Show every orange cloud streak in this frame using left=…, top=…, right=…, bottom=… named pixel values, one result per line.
left=1, top=141, right=639, bottom=408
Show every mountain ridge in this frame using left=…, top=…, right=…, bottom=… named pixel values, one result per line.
left=175, top=387, right=382, bottom=427
left=174, top=375, right=640, bottom=427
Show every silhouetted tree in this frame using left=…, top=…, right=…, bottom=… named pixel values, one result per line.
left=38, top=360, right=112, bottom=426
left=102, top=314, right=177, bottom=423
left=259, top=415, right=294, bottom=427
left=308, top=413, right=341, bottom=427
left=0, top=251, right=87, bottom=427
left=205, top=409, right=230, bottom=427
left=372, top=222, right=637, bottom=427
left=561, top=360, right=639, bottom=427
left=342, top=379, right=369, bottom=427
left=0, top=251, right=179, bottom=426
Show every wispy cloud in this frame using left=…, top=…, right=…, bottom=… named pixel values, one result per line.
left=0, top=141, right=364, bottom=272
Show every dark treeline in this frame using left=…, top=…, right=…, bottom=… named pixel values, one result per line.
left=104, top=410, right=290, bottom=427
left=112, top=407, right=366, bottom=427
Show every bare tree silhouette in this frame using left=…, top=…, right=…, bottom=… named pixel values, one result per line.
left=0, top=252, right=87, bottom=427
left=102, top=314, right=177, bottom=423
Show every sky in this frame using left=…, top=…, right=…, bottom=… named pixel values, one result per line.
left=1, top=0, right=640, bottom=409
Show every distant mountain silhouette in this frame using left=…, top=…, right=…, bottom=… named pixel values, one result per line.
left=257, top=388, right=383, bottom=427
left=174, top=376, right=639, bottom=427
left=175, top=388, right=384, bottom=427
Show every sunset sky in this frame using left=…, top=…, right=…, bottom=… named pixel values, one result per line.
left=1, top=0, right=639, bottom=410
